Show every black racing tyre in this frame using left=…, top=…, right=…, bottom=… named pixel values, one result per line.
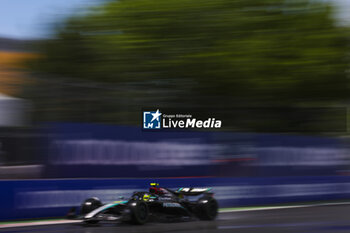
left=129, top=201, right=149, bottom=225
left=84, top=220, right=100, bottom=224
left=80, top=197, right=102, bottom=215
left=196, top=196, right=218, bottom=220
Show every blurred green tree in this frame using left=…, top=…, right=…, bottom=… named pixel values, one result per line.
left=26, top=0, right=350, bottom=131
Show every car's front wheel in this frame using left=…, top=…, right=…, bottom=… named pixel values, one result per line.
left=81, top=197, right=102, bottom=215
left=128, top=201, right=149, bottom=225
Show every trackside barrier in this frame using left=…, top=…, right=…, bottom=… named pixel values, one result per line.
left=2, top=176, right=350, bottom=221
left=44, top=123, right=347, bottom=178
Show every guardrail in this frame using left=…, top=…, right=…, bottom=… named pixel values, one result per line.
left=2, top=176, right=350, bottom=221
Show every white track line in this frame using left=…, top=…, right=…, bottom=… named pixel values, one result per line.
left=220, top=201, right=350, bottom=213
left=0, top=220, right=81, bottom=229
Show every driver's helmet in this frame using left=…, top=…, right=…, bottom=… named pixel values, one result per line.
left=149, top=182, right=166, bottom=195
left=143, top=193, right=151, bottom=201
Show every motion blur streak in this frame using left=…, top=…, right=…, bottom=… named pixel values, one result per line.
left=14, top=183, right=350, bottom=209
left=49, top=139, right=217, bottom=165
left=22, top=0, right=350, bottom=127
left=0, top=0, right=350, bottom=228
left=2, top=205, right=350, bottom=233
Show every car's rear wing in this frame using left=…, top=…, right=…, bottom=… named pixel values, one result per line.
left=174, top=187, right=213, bottom=196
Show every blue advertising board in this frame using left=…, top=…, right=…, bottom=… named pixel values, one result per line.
left=43, top=123, right=347, bottom=178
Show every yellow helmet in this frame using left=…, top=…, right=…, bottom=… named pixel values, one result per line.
left=143, top=194, right=151, bottom=201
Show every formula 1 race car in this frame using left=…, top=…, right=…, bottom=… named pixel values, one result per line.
left=67, top=183, right=218, bottom=225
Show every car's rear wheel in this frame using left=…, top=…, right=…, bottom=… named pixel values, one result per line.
left=129, top=201, right=149, bottom=225
left=196, top=196, right=218, bottom=220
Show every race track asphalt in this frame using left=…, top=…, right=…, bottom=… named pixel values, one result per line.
left=1, top=204, right=350, bottom=233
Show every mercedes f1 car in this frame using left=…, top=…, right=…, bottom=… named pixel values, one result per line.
left=67, top=183, right=218, bottom=225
